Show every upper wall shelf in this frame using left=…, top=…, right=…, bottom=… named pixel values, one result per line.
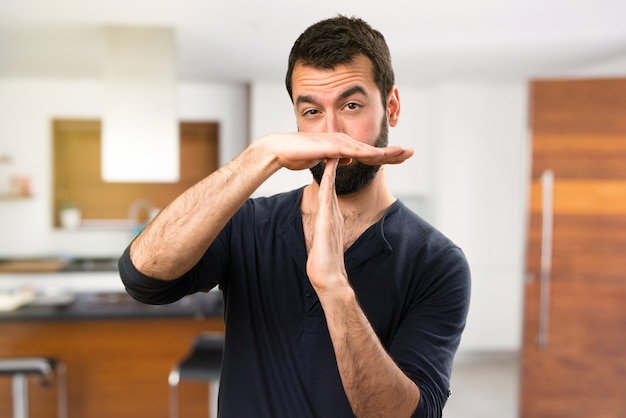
left=0, top=194, right=31, bottom=201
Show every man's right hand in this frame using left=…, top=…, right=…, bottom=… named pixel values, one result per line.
left=257, top=132, right=413, bottom=172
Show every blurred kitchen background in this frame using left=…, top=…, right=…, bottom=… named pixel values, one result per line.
left=1, top=1, right=625, bottom=417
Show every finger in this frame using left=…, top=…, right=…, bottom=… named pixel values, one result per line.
left=382, top=147, right=414, bottom=164
left=320, top=158, right=338, bottom=196
left=316, top=158, right=342, bottom=259
left=317, top=158, right=339, bottom=227
left=356, top=147, right=414, bottom=165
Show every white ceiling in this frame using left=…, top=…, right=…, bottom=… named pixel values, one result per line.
left=2, top=0, right=626, bottom=85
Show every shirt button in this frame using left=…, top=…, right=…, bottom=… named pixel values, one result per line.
left=305, top=290, right=312, bottom=298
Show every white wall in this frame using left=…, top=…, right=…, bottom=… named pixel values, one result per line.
left=429, top=82, right=529, bottom=352
left=0, top=76, right=529, bottom=352
left=0, top=78, right=247, bottom=257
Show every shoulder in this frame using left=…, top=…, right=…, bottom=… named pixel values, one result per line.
left=383, top=201, right=460, bottom=256
left=383, top=200, right=471, bottom=292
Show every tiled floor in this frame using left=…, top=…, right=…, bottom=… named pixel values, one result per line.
left=444, top=351, right=519, bottom=418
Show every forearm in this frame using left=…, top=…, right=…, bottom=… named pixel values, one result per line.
left=130, top=139, right=280, bottom=280
left=320, top=284, right=420, bottom=418
left=130, top=131, right=410, bottom=280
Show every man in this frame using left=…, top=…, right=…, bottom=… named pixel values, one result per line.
left=119, top=15, right=470, bottom=418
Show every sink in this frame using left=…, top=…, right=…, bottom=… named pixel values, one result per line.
left=63, top=258, right=119, bottom=272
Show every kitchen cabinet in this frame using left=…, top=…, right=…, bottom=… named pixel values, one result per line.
left=0, top=292, right=225, bottom=418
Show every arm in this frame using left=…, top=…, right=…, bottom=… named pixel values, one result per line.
left=130, top=136, right=276, bottom=280
left=130, top=132, right=412, bottom=280
left=306, top=159, right=419, bottom=417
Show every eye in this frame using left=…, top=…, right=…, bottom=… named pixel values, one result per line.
left=302, top=108, right=320, bottom=117
left=344, top=102, right=361, bottom=111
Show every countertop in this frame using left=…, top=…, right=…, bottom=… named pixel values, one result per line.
left=0, top=289, right=224, bottom=322
left=0, top=256, right=120, bottom=274
left=0, top=257, right=128, bottom=294
left=0, top=257, right=224, bottom=321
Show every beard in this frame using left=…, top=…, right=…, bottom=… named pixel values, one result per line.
left=309, top=116, right=389, bottom=195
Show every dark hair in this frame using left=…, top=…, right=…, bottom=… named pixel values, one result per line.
left=285, top=15, right=395, bottom=105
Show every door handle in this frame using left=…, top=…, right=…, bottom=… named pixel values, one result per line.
left=537, top=170, right=554, bottom=349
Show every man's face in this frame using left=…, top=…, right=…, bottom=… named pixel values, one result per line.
left=290, top=55, right=391, bottom=195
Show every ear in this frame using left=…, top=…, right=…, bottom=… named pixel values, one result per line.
left=386, top=86, right=400, bottom=127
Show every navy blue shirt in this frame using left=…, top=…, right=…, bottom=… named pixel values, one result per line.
left=120, top=187, right=471, bottom=418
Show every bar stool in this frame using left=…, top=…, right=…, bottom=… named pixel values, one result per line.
left=0, top=357, right=67, bottom=418
left=168, top=332, right=224, bottom=418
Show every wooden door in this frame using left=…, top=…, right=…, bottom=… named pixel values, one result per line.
left=520, top=78, right=626, bottom=417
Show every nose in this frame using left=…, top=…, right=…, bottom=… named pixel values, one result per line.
left=321, top=111, right=343, bottom=133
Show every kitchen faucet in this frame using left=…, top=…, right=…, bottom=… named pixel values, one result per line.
left=127, top=198, right=159, bottom=235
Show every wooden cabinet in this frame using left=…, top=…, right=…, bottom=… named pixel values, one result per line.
left=0, top=317, right=224, bottom=418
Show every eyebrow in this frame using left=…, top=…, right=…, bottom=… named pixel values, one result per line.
left=295, top=85, right=368, bottom=107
